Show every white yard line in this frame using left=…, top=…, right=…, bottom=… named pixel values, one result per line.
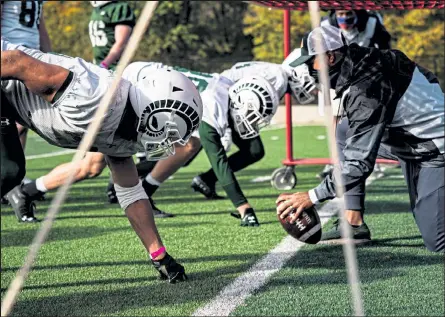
left=26, top=150, right=76, bottom=160
left=192, top=169, right=387, bottom=317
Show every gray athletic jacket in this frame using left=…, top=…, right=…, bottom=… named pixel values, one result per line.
left=311, top=44, right=444, bottom=203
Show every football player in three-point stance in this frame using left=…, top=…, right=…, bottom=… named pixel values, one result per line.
left=106, top=58, right=317, bottom=226
left=12, top=53, right=317, bottom=226
left=1, top=39, right=203, bottom=282
left=106, top=62, right=282, bottom=226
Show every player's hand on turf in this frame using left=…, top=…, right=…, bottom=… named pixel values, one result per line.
left=276, top=192, right=314, bottom=224
left=151, top=252, right=188, bottom=284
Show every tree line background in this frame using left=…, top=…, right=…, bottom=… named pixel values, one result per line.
left=45, top=1, right=444, bottom=86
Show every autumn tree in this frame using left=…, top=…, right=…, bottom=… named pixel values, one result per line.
left=43, top=1, right=92, bottom=61
left=43, top=1, right=253, bottom=73
left=384, top=9, right=444, bottom=85
left=243, top=5, right=313, bottom=63
left=243, top=5, right=444, bottom=85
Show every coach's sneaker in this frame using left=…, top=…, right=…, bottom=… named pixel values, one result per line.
left=6, top=185, right=39, bottom=223
left=321, top=219, right=371, bottom=241
left=151, top=252, right=187, bottom=283
left=191, top=176, right=224, bottom=200
left=231, top=208, right=260, bottom=227
left=149, top=197, right=175, bottom=218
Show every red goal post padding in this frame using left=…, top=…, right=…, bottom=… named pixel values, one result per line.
left=250, top=0, right=445, bottom=10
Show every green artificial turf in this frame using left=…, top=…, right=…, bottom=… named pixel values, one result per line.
left=232, top=168, right=445, bottom=317
left=1, top=127, right=443, bottom=316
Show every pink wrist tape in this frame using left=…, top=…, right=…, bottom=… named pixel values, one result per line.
left=150, top=246, right=166, bottom=260
left=100, top=61, right=109, bottom=69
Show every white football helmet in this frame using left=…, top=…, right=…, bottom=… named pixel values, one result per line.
left=90, top=1, right=112, bottom=7
left=228, top=76, right=279, bottom=139
left=289, top=63, right=317, bottom=105
left=129, top=68, right=203, bottom=160
left=282, top=47, right=317, bottom=105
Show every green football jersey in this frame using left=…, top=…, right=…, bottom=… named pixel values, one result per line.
left=88, top=1, right=135, bottom=70
left=172, top=66, right=215, bottom=93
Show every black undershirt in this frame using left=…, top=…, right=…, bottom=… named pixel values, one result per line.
left=115, top=95, right=138, bottom=142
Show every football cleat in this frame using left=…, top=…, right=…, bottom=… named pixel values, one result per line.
left=191, top=176, right=224, bottom=200
left=321, top=219, right=371, bottom=241
left=231, top=208, right=260, bottom=227
left=151, top=252, right=187, bottom=283
left=6, top=185, right=39, bottom=223
left=106, top=182, right=118, bottom=204
left=149, top=197, right=175, bottom=218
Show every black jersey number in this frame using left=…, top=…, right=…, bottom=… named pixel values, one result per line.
left=19, top=1, right=42, bottom=28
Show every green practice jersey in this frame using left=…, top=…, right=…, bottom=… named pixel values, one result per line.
left=172, top=66, right=215, bottom=93
left=89, top=1, right=135, bottom=70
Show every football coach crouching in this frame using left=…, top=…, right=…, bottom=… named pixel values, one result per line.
left=277, top=25, right=444, bottom=252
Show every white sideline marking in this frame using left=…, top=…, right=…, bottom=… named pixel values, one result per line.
left=192, top=169, right=387, bottom=317
left=26, top=150, right=76, bottom=160
left=251, top=175, right=272, bottom=183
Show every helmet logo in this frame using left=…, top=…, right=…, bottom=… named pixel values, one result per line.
left=148, top=115, right=159, bottom=131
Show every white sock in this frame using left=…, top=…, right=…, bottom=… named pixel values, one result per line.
left=35, top=177, right=48, bottom=192
left=145, top=174, right=161, bottom=186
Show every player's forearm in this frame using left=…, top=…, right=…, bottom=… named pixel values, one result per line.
left=101, top=43, right=125, bottom=67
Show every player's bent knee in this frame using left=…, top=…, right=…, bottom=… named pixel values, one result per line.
left=114, top=180, right=148, bottom=211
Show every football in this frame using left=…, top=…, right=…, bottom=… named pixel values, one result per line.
left=277, top=201, right=322, bottom=244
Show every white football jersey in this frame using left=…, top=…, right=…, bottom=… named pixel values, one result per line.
left=1, top=39, right=140, bottom=157
left=221, top=61, right=288, bottom=99
left=1, top=1, right=43, bottom=49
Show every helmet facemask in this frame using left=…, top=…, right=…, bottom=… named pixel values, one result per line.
left=229, top=78, right=278, bottom=140
left=289, top=64, right=317, bottom=105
